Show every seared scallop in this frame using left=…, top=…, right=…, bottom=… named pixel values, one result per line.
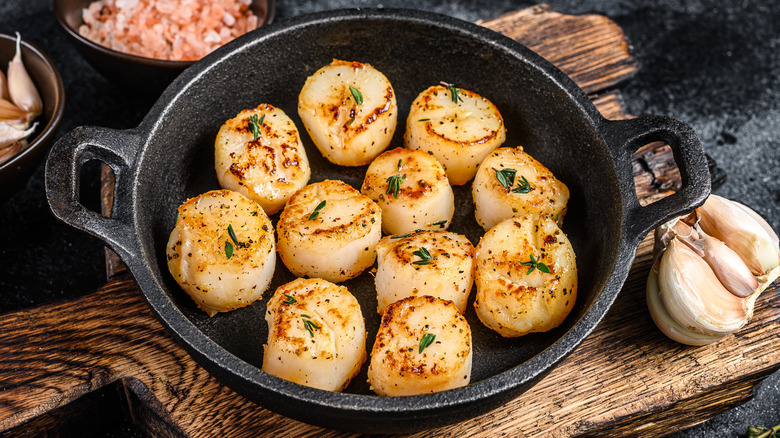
left=361, top=147, right=454, bottom=235
left=277, top=180, right=382, bottom=282
left=374, top=230, right=475, bottom=314
left=215, top=103, right=311, bottom=215
left=473, top=146, right=569, bottom=231
left=474, top=215, right=577, bottom=337
left=404, top=84, right=506, bottom=185
left=367, top=295, right=472, bottom=396
left=166, top=190, right=275, bottom=317
left=298, top=59, right=397, bottom=166
left=262, top=278, right=367, bottom=391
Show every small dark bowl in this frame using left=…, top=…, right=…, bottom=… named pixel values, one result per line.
left=53, top=0, right=276, bottom=95
left=0, top=33, right=65, bottom=203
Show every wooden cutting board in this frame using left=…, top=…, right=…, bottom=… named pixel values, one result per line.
left=2, top=4, right=778, bottom=437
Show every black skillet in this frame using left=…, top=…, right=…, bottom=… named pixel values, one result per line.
left=45, top=9, right=710, bottom=433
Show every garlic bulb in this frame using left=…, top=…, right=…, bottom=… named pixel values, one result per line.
left=647, top=195, right=780, bottom=345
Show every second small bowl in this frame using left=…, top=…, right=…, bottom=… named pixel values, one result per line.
left=0, top=33, right=65, bottom=203
left=53, top=0, right=276, bottom=95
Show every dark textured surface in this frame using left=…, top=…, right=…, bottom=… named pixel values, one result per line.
left=0, top=0, right=778, bottom=436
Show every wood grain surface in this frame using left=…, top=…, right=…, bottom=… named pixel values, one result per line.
left=2, top=4, right=778, bottom=437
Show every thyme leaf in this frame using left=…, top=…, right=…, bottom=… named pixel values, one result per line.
left=224, top=240, right=234, bottom=259
left=495, top=168, right=517, bottom=190
left=282, top=294, right=297, bottom=305
left=431, top=220, right=447, bottom=228
left=418, top=332, right=436, bottom=353
left=308, top=200, right=327, bottom=220
left=349, top=86, right=363, bottom=105
left=228, top=224, right=240, bottom=246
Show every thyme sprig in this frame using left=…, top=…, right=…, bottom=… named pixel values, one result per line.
left=301, top=314, right=320, bottom=337
left=412, top=247, right=432, bottom=265
left=495, top=168, right=517, bottom=190
left=308, top=200, right=326, bottom=220
left=249, top=114, right=264, bottom=140
left=440, top=81, right=462, bottom=104
left=520, top=254, right=550, bottom=275
left=386, top=174, right=406, bottom=199
left=512, top=175, right=533, bottom=194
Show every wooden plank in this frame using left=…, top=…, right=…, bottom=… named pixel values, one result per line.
left=479, top=4, right=638, bottom=94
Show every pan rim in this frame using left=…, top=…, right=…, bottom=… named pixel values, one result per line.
left=126, top=6, right=632, bottom=427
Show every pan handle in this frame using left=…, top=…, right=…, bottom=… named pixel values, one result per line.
left=45, top=126, right=143, bottom=261
left=599, top=115, right=711, bottom=242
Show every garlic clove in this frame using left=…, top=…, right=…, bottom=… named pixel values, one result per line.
left=0, top=69, right=9, bottom=101
left=694, top=232, right=759, bottom=298
left=0, top=121, right=36, bottom=149
left=0, top=141, right=22, bottom=166
left=7, top=32, right=42, bottom=118
left=657, top=239, right=749, bottom=339
left=0, top=98, right=27, bottom=125
left=646, top=270, right=724, bottom=345
left=696, top=194, right=779, bottom=276
left=733, top=200, right=780, bottom=255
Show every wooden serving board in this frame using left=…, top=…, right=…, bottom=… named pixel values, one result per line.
left=2, top=4, right=778, bottom=437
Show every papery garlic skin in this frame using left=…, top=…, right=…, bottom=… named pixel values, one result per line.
left=697, top=195, right=779, bottom=276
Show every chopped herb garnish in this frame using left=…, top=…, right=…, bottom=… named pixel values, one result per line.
left=301, top=314, right=320, bottom=337
left=224, top=240, right=234, bottom=259
left=391, top=233, right=412, bottom=239
left=418, top=332, right=436, bottom=353
left=431, top=220, right=447, bottom=228
left=282, top=294, right=297, bottom=305
left=554, top=213, right=559, bottom=221
left=512, top=175, right=533, bottom=194
left=418, top=118, right=430, bottom=122
left=347, top=116, right=355, bottom=125
left=397, top=159, right=403, bottom=172
left=520, top=254, right=550, bottom=275
left=440, top=82, right=461, bottom=104
left=308, top=200, right=326, bottom=220
left=412, top=247, right=432, bottom=265
left=495, top=168, right=517, bottom=190
left=259, top=113, right=266, bottom=125
left=385, top=174, right=406, bottom=199
left=227, top=224, right=240, bottom=246
left=349, top=86, right=363, bottom=105
left=249, top=114, right=261, bottom=140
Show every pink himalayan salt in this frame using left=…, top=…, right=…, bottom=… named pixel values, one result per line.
left=79, top=0, right=261, bottom=61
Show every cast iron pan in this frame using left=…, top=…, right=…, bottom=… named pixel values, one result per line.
left=45, top=9, right=710, bottom=433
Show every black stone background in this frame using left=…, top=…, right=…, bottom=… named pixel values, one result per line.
left=1, top=0, right=778, bottom=436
